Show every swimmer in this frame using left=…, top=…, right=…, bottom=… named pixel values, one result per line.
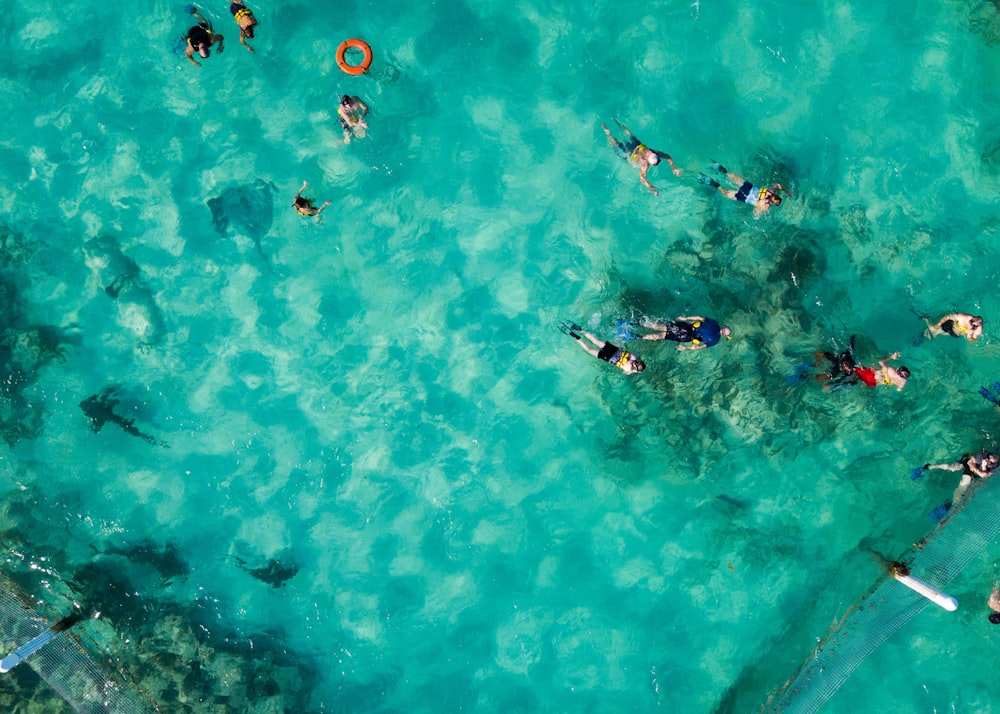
left=229, top=2, right=258, bottom=53
left=923, top=313, right=984, bottom=342
left=338, top=95, right=369, bottom=143
left=989, top=582, right=1000, bottom=624
left=813, top=336, right=860, bottom=389
left=697, top=161, right=785, bottom=217
left=873, top=352, right=910, bottom=391
left=292, top=181, right=331, bottom=218
left=601, top=119, right=681, bottom=196
left=558, top=321, right=646, bottom=375
left=849, top=352, right=910, bottom=391
left=919, top=450, right=999, bottom=512
left=636, top=316, right=732, bottom=350
left=184, top=8, right=224, bottom=68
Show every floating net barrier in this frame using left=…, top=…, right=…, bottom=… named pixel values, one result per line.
left=761, top=474, right=1000, bottom=714
left=0, top=571, right=158, bottom=713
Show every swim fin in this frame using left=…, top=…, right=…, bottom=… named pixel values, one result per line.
left=785, top=364, right=810, bottom=387
left=711, top=161, right=727, bottom=174
left=992, top=382, right=1000, bottom=396
left=979, top=386, right=999, bottom=405
left=185, top=3, right=197, bottom=13
left=910, top=465, right=927, bottom=481
left=613, top=319, right=640, bottom=342
left=697, top=173, right=721, bottom=188
left=558, top=320, right=582, bottom=340
left=928, top=502, right=952, bottom=522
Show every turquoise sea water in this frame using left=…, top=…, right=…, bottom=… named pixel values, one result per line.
left=3, top=0, right=1000, bottom=711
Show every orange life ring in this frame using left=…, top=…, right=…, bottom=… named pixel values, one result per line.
left=336, top=39, right=372, bottom=76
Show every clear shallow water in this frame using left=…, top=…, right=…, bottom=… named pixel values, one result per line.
left=2, top=0, right=1000, bottom=712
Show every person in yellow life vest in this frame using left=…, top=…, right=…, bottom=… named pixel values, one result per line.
left=922, top=313, right=983, bottom=342
left=559, top=321, right=646, bottom=375
left=183, top=8, right=224, bottom=68
left=632, top=315, right=732, bottom=351
left=229, top=2, right=259, bottom=52
left=292, top=181, right=331, bottom=218
left=698, top=161, right=785, bottom=217
left=601, top=119, right=682, bottom=196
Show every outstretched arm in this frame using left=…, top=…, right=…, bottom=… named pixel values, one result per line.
left=675, top=315, right=704, bottom=322
left=185, top=45, right=201, bottom=67
left=639, top=165, right=658, bottom=196
left=677, top=342, right=707, bottom=351
left=655, top=151, right=682, bottom=176
left=878, top=352, right=901, bottom=370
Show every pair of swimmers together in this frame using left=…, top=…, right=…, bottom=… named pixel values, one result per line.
left=814, top=335, right=910, bottom=392
left=559, top=316, right=732, bottom=375
left=184, top=4, right=258, bottom=67
left=601, top=120, right=785, bottom=215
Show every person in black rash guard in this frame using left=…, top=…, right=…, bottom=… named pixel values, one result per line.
left=184, top=9, right=224, bottom=67
left=558, top=321, right=646, bottom=375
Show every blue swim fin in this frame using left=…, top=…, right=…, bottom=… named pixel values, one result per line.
left=992, top=382, right=1000, bottom=396
left=910, top=466, right=926, bottom=481
left=928, top=502, right=952, bottom=522
left=614, top=319, right=640, bottom=342
left=980, top=386, right=999, bottom=405
left=184, top=3, right=197, bottom=14
left=711, top=161, right=727, bottom=174
left=785, top=364, right=810, bottom=387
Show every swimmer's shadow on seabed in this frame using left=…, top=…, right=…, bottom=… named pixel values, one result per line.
left=206, top=179, right=278, bottom=271
left=79, top=386, right=168, bottom=448
left=230, top=555, right=299, bottom=588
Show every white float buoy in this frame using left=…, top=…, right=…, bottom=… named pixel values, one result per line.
left=893, top=572, right=959, bottom=611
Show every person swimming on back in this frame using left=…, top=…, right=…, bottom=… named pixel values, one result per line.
left=923, top=313, right=983, bottom=342
left=230, top=2, right=259, bottom=52
left=559, top=321, right=646, bottom=375
left=184, top=9, right=224, bottom=68
left=292, top=181, right=331, bottom=218
left=631, top=315, right=732, bottom=350
left=698, top=161, right=785, bottom=217
left=601, top=119, right=682, bottom=196
left=338, top=95, right=369, bottom=143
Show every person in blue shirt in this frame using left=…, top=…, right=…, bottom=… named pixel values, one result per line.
left=632, top=315, right=731, bottom=350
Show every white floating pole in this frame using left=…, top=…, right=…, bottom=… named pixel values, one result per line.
left=892, top=569, right=959, bottom=611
